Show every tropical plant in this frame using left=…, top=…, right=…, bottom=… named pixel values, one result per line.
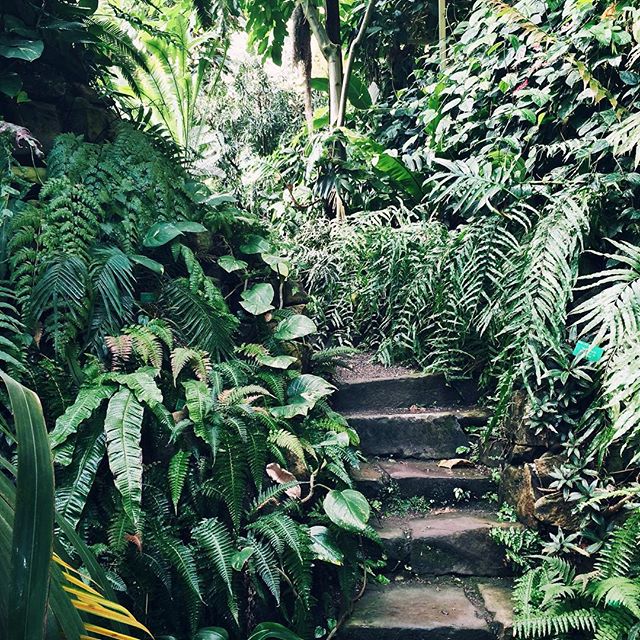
left=0, top=370, right=149, bottom=640
left=108, top=1, right=229, bottom=163
left=0, top=123, right=380, bottom=639
left=514, top=510, right=640, bottom=639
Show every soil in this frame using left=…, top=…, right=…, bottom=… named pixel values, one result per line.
left=335, top=351, right=418, bottom=384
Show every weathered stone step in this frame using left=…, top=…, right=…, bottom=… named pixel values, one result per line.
left=334, top=374, right=479, bottom=413
left=354, top=460, right=494, bottom=503
left=346, top=408, right=489, bottom=459
left=341, top=582, right=493, bottom=640
left=379, top=511, right=516, bottom=577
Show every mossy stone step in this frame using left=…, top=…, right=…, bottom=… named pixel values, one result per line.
left=354, top=460, right=494, bottom=503
left=346, top=408, right=489, bottom=459
left=333, top=374, right=479, bottom=413
left=341, top=582, right=493, bottom=640
left=378, top=511, right=517, bottom=577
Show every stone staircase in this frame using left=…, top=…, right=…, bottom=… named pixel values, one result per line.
left=335, top=367, right=514, bottom=640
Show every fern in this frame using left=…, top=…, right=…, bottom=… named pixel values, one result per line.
left=104, top=388, right=145, bottom=532
left=192, top=517, right=236, bottom=598
left=168, top=450, right=190, bottom=513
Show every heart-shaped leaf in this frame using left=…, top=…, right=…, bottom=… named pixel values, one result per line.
left=323, top=489, right=370, bottom=532
left=218, top=255, right=248, bottom=273
left=0, top=36, right=44, bottom=61
left=240, top=234, right=271, bottom=254
left=239, top=283, right=274, bottom=315
left=257, top=354, right=297, bottom=369
left=143, top=222, right=183, bottom=248
left=274, top=315, right=317, bottom=340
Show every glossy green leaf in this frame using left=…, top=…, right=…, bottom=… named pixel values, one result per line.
left=217, top=255, right=248, bottom=273
left=1, top=372, right=55, bottom=640
left=0, top=37, right=44, bottom=62
left=256, top=354, right=297, bottom=369
left=193, top=628, right=229, bottom=640
left=240, top=234, right=271, bottom=254
left=309, top=526, right=344, bottom=565
left=240, top=283, right=275, bottom=315
left=249, top=622, right=303, bottom=640
left=130, top=254, right=165, bottom=274
left=323, top=489, right=370, bottom=533
left=231, top=546, right=254, bottom=571
left=273, top=315, right=317, bottom=340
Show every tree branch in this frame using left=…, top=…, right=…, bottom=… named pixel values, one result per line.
left=336, top=0, right=376, bottom=127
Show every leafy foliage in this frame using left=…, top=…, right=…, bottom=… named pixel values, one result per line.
left=514, top=512, right=640, bottom=639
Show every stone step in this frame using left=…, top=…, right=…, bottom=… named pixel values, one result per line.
left=341, top=581, right=494, bottom=640
left=354, top=460, right=494, bottom=503
left=378, top=510, right=516, bottom=577
left=477, top=582, right=514, bottom=640
left=346, top=408, right=489, bottom=459
left=333, top=374, right=479, bottom=413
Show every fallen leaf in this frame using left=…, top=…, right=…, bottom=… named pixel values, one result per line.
left=437, top=458, right=474, bottom=469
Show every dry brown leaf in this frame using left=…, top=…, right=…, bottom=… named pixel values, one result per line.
left=437, top=458, right=474, bottom=469
left=266, top=462, right=301, bottom=499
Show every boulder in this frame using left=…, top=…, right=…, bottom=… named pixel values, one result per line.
left=500, top=464, right=537, bottom=527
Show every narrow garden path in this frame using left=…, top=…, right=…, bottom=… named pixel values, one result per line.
left=335, top=359, right=515, bottom=640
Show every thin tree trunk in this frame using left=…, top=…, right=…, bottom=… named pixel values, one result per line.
left=324, top=0, right=343, bottom=127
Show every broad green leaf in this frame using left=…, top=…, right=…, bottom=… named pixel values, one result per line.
left=261, top=253, right=290, bottom=277
left=249, top=622, right=303, bottom=640
left=257, top=354, right=297, bottom=369
left=1, top=372, right=54, bottom=640
left=218, top=255, right=248, bottom=273
left=270, top=374, right=334, bottom=418
left=310, top=76, right=372, bottom=109
left=174, top=221, right=207, bottom=233
left=104, top=389, right=144, bottom=531
left=240, top=234, right=271, bottom=254
left=130, top=254, right=164, bottom=274
left=193, top=628, right=229, bottom=640
left=274, top=315, right=317, bottom=340
left=0, top=36, right=44, bottom=61
left=0, top=72, right=22, bottom=97
left=341, top=128, right=423, bottom=201
left=323, top=489, right=370, bottom=533
left=143, top=222, right=183, bottom=248
left=240, top=283, right=275, bottom=315
left=309, top=526, right=344, bottom=565
left=143, top=221, right=208, bottom=248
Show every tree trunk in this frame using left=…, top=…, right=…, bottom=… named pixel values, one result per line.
left=324, top=0, right=343, bottom=127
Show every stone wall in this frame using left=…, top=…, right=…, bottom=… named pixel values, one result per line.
left=1, top=61, right=116, bottom=162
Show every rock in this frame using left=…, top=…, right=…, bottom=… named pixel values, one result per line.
left=501, top=464, right=580, bottom=531
left=532, top=453, right=565, bottom=485
left=347, top=410, right=473, bottom=460
left=507, top=391, right=551, bottom=462
left=343, top=582, right=493, bottom=640
left=65, top=97, right=114, bottom=141
left=478, top=583, right=513, bottom=640
left=409, top=514, right=514, bottom=577
left=334, top=374, right=479, bottom=413
left=533, top=492, right=580, bottom=530
left=500, top=464, right=537, bottom=527
left=355, top=460, right=494, bottom=504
